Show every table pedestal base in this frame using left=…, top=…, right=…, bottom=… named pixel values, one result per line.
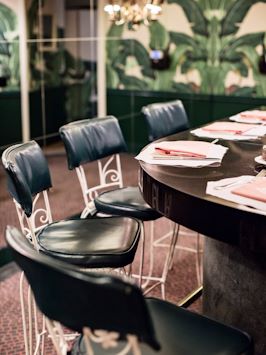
left=204, top=237, right=266, bottom=355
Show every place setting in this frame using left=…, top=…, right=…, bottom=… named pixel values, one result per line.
left=206, top=170, right=266, bottom=212
left=229, top=109, right=266, bottom=124
left=135, top=139, right=228, bottom=167
left=190, top=121, right=266, bottom=141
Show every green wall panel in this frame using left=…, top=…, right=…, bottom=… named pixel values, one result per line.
left=0, top=91, right=22, bottom=148
left=107, top=89, right=266, bottom=153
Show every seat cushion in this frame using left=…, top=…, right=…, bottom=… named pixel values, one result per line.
left=37, top=217, right=141, bottom=268
left=71, top=298, right=252, bottom=355
left=94, top=186, right=162, bottom=221
left=143, top=298, right=252, bottom=355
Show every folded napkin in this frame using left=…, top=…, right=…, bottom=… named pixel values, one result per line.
left=229, top=110, right=266, bottom=124
left=154, top=141, right=212, bottom=158
left=202, top=122, right=257, bottom=134
left=231, top=177, right=266, bottom=203
left=191, top=123, right=266, bottom=140
left=135, top=140, right=228, bottom=168
left=240, top=110, right=266, bottom=120
left=206, top=176, right=266, bottom=212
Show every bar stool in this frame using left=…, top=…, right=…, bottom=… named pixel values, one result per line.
left=142, top=99, right=203, bottom=285
left=1, top=140, right=141, bottom=355
left=6, top=225, right=253, bottom=355
left=59, top=116, right=177, bottom=299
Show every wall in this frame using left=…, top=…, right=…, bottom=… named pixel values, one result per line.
left=105, top=1, right=266, bottom=152
left=106, top=0, right=266, bottom=97
left=0, top=0, right=98, bottom=150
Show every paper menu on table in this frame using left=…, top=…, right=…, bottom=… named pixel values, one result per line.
left=136, top=140, right=228, bottom=167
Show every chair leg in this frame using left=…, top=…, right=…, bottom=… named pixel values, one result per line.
left=153, top=223, right=204, bottom=287
left=141, top=220, right=155, bottom=290
left=20, top=272, right=30, bottom=355
left=137, top=223, right=145, bottom=287
left=196, top=233, right=203, bottom=285
left=45, top=319, right=68, bottom=355
left=168, top=223, right=180, bottom=271
left=20, top=272, right=47, bottom=355
left=138, top=220, right=178, bottom=299
left=27, top=286, right=33, bottom=355
left=20, top=272, right=76, bottom=355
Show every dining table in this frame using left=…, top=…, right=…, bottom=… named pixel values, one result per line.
left=138, top=121, right=266, bottom=355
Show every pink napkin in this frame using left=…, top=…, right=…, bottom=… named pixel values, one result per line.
left=231, top=177, right=266, bottom=203
left=202, top=122, right=256, bottom=135
left=240, top=110, right=266, bottom=120
left=154, top=141, right=212, bottom=158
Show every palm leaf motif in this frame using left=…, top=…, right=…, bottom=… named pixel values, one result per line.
left=122, top=39, right=154, bottom=78
left=105, top=0, right=266, bottom=96
left=0, top=32, right=9, bottom=57
left=221, top=0, right=266, bottom=35
left=0, top=3, right=18, bottom=86
left=149, top=21, right=170, bottom=50
left=198, top=0, right=232, bottom=11
left=167, top=0, right=208, bottom=35
left=106, top=24, right=124, bottom=63
left=0, top=4, right=17, bottom=34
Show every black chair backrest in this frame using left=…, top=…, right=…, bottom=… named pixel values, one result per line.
left=142, top=100, right=189, bottom=142
left=1, top=141, right=52, bottom=217
left=6, top=226, right=160, bottom=351
left=59, top=116, right=127, bottom=170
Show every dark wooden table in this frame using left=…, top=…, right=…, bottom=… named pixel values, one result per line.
left=138, top=128, right=266, bottom=355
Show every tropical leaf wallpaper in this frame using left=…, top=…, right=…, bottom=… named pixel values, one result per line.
left=106, top=0, right=266, bottom=97
left=1, top=0, right=265, bottom=100
left=0, top=3, right=19, bottom=88
left=0, top=0, right=96, bottom=120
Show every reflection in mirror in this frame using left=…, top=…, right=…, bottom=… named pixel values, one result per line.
left=26, top=0, right=98, bottom=146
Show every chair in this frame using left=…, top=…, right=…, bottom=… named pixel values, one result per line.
left=1, top=140, right=141, bottom=355
left=142, top=99, right=189, bottom=143
left=59, top=116, right=176, bottom=298
left=6, top=225, right=253, bottom=355
left=142, top=99, right=203, bottom=285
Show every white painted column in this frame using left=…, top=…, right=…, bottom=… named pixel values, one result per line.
left=97, top=0, right=107, bottom=116
left=18, top=0, right=30, bottom=142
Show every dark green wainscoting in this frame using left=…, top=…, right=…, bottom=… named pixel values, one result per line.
left=0, top=90, right=22, bottom=148
left=0, top=87, right=68, bottom=150
left=107, top=89, right=266, bottom=153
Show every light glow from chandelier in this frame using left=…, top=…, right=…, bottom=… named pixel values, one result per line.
left=104, top=1, right=164, bottom=29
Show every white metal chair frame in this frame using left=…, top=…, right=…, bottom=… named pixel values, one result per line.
left=74, top=153, right=177, bottom=299
left=76, top=155, right=123, bottom=218
left=82, top=327, right=141, bottom=355
left=13, top=192, right=77, bottom=355
left=154, top=226, right=203, bottom=285
left=142, top=100, right=204, bottom=286
left=12, top=183, right=137, bottom=354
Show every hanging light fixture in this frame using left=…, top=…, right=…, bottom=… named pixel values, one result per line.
left=104, top=1, right=164, bottom=29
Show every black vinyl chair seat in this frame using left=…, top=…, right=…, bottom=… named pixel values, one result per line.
left=6, top=226, right=253, bottom=355
left=37, top=217, right=141, bottom=268
left=94, top=186, right=161, bottom=221
left=72, top=298, right=252, bottom=355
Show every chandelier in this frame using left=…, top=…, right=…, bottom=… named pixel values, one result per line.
left=104, top=1, right=164, bottom=29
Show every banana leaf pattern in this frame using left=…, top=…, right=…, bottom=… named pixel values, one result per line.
left=106, top=0, right=266, bottom=97
left=0, top=3, right=19, bottom=88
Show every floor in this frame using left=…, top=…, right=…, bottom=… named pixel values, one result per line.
left=0, top=145, right=202, bottom=354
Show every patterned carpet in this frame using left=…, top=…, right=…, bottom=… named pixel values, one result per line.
left=0, top=148, right=202, bottom=354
